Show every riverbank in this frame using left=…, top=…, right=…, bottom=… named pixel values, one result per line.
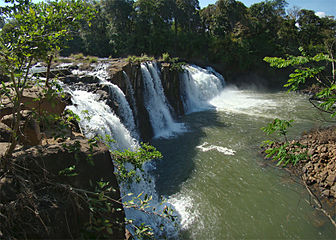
left=263, top=125, right=336, bottom=223
left=298, top=126, right=336, bottom=201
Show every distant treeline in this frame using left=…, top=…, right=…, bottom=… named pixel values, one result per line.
left=3, top=0, right=335, bottom=71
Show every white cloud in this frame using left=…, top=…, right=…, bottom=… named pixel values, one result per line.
left=315, top=11, right=326, bottom=18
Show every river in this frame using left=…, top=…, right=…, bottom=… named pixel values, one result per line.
left=152, top=87, right=336, bottom=239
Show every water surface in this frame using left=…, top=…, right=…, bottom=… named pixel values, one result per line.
left=153, top=88, right=336, bottom=239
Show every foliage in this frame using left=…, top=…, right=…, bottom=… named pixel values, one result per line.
left=111, top=143, right=162, bottom=184
left=51, top=0, right=336, bottom=73
left=261, top=118, right=294, bottom=142
left=262, top=45, right=335, bottom=168
left=262, top=140, right=307, bottom=167
left=264, top=47, right=336, bottom=117
left=70, top=53, right=85, bottom=60
left=261, top=119, right=307, bottom=167
left=161, top=52, right=186, bottom=72
left=0, top=0, right=94, bottom=164
left=58, top=165, right=78, bottom=176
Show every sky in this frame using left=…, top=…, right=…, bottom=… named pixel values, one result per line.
left=199, top=0, right=336, bottom=17
left=1, top=0, right=335, bottom=17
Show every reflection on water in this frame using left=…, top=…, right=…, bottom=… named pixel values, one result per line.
left=153, top=89, right=336, bottom=239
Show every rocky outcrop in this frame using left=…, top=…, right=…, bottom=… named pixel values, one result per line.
left=0, top=86, right=66, bottom=120
left=298, top=127, right=336, bottom=200
left=0, top=137, right=125, bottom=239
left=0, top=86, right=67, bottom=146
left=160, top=62, right=184, bottom=116
left=264, top=126, right=336, bottom=202
left=0, top=77, right=127, bottom=239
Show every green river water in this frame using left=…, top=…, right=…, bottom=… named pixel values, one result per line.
left=152, top=87, right=336, bottom=239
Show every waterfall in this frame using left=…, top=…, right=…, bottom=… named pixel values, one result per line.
left=181, top=65, right=225, bottom=113
left=66, top=89, right=179, bottom=239
left=64, top=61, right=229, bottom=238
left=105, top=82, right=139, bottom=140
left=141, top=62, right=185, bottom=138
left=67, top=90, right=138, bottom=151
left=71, top=63, right=139, bottom=139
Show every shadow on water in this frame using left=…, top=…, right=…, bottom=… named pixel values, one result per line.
left=151, top=110, right=228, bottom=197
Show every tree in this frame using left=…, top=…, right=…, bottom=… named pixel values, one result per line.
left=264, top=47, right=336, bottom=116
left=79, top=1, right=111, bottom=57
left=175, top=0, right=200, bottom=32
left=0, top=0, right=94, bottom=164
left=214, top=0, right=248, bottom=35
left=101, top=0, right=134, bottom=56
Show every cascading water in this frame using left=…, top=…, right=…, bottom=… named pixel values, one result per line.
left=105, top=83, right=139, bottom=140
left=181, top=65, right=280, bottom=118
left=141, top=62, right=185, bottom=138
left=66, top=90, right=138, bottom=151
left=65, top=63, right=181, bottom=239
left=66, top=89, right=179, bottom=239
left=72, top=62, right=139, bottom=139
left=180, top=65, right=225, bottom=113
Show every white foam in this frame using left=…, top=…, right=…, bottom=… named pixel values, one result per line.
left=209, top=87, right=276, bottom=111
left=181, top=65, right=225, bottom=113
left=66, top=90, right=138, bottom=151
left=196, top=142, right=236, bottom=155
left=168, top=194, right=198, bottom=230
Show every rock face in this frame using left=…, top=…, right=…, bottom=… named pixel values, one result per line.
left=0, top=137, right=125, bottom=239
left=160, top=62, right=184, bottom=116
left=299, top=127, right=336, bottom=201
left=113, top=61, right=154, bottom=141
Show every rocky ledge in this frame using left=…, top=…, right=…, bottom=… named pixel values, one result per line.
left=0, top=85, right=127, bottom=239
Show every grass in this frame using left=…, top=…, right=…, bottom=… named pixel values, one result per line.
left=126, top=54, right=154, bottom=63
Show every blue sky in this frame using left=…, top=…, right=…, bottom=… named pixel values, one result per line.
left=199, top=0, right=336, bottom=17
left=1, top=0, right=335, bottom=17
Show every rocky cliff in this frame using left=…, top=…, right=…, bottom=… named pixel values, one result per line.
left=52, top=58, right=185, bottom=140
left=0, top=85, right=126, bottom=239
